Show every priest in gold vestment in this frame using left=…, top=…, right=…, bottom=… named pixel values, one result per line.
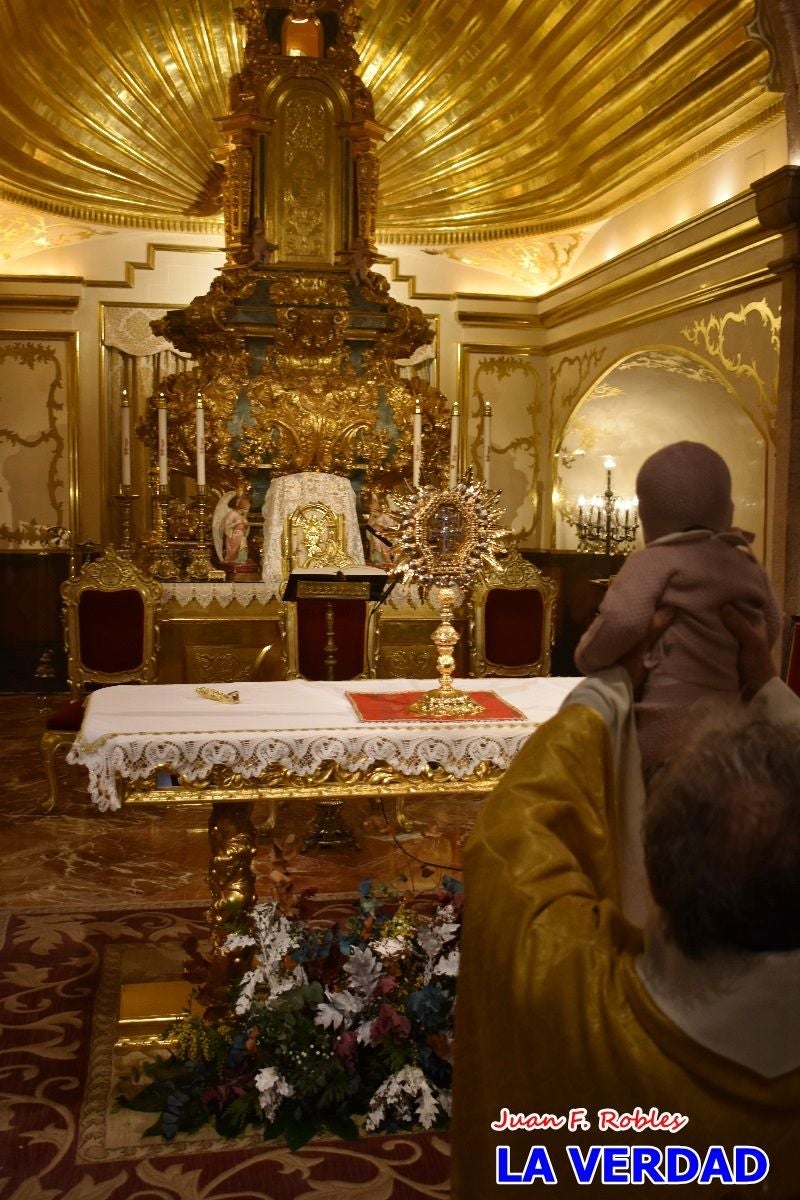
left=452, top=614, right=800, bottom=1197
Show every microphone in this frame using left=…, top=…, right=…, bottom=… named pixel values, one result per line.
left=366, top=524, right=394, bottom=548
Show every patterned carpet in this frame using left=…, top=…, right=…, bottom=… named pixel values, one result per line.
left=1, top=903, right=451, bottom=1199
left=0, top=694, right=477, bottom=1198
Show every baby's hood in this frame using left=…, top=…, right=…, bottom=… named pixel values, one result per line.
left=636, top=441, right=733, bottom=542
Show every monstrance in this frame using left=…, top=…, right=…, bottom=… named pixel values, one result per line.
left=391, top=472, right=507, bottom=717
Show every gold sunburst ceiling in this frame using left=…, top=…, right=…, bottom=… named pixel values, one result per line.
left=0, top=0, right=782, bottom=248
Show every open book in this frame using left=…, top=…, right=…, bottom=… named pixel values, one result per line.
left=294, top=566, right=388, bottom=579
left=282, top=565, right=390, bottom=601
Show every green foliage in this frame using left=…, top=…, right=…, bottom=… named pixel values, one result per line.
left=117, top=880, right=463, bottom=1150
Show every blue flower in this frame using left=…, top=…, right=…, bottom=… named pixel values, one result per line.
left=407, top=984, right=450, bottom=1031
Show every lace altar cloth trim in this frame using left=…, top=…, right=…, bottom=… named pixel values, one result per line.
left=66, top=677, right=578, bottom=812
left=161, top=579, right=428, bottom=610
left=161, top=582, right=275, bottom=608
left=347, top=690, right=526, bottom=722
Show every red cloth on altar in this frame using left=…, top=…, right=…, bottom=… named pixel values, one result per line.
left=346, top=690, right=526, bottom=723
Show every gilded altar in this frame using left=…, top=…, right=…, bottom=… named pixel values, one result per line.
left=68, top=675, right=577, bottom=944
left=129, top=0, right=454, bottom=590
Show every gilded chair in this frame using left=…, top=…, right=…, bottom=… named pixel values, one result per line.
left=40, top=547, right=162, bottom=809
left=468, top=546, right=558, bottom=677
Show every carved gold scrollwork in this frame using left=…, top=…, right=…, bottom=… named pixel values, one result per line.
left=134, top=0, right=451, bottom=503
left=191, top=649, right=259, bottom=683
left=382, top=646, right=439, bottom=676
left=550, top=347, right=609, bottom=453
left=681, top=300, right=780, bottom=436
left=268, top=275, right=349, bottom=307
left=470, top=354, right=541, bottom=540
left=0, top=341, right=67, bottom=543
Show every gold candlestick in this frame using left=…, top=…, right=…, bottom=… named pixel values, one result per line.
left=149, top=485, right=180, bottom=580
left=186, top=485, right=226, bottom=581
left=115, top=485, right=138, bottom=556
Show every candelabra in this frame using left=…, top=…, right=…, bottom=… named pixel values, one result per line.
left=572, top=457, right=639, bottom=556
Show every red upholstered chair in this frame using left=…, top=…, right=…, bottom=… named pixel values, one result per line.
left=468, top=546, right=558, bottom=677
left=40, top=547, right=162, bottom=809
left=783, top=616, right=800, bottom=696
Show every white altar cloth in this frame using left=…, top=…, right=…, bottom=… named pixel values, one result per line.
left=69, top=676, right=578, bottom=812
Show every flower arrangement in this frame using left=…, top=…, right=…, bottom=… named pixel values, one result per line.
left=117, top=878, right=462, bottom=1149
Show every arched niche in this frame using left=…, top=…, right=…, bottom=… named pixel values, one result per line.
left=553, top=349, right=769, bottom=556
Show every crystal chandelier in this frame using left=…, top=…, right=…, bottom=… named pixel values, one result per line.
left=569, top=457, right=639, bottom=556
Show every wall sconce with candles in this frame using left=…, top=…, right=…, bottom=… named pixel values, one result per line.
left=566, top=456, right=639, bottom=556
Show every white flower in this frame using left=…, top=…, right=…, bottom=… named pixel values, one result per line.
left=418, top=919, right=460, bottom=984
left=252, top=902, right=299, bottom=969
left=234, top=967, right=264, bottom=1015
left=222, top=932, right=256, bottom=952
left=363, top=1064, right=447, bottom=1132
left=371, top=934, right=408, bottom=958
left=230, top=901, right=306, bottom=1017
left=356, top=1018, right=373, bottom=1045
left=344, top=945, right=383, bottom=995
left=417, top=921, right=459, bottom=959
left=314, top=989, right=363, bottom=1031
left=254, top=1065, right=293, bottom=1122
left=433, top=948, right=460, bottom=977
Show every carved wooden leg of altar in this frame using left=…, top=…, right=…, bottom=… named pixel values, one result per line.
left=207, top=801, right=257, bottom=954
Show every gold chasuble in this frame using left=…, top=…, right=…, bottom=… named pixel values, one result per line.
left=451, top=702, right=800, bottom=1198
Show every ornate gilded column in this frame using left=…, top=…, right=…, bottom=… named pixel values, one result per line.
left=207, top=801, right=257, bottom=953
left=753, top=166, right=800, bottom=615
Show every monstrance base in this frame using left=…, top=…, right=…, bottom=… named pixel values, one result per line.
left=408, top=684, right=485, bottom=718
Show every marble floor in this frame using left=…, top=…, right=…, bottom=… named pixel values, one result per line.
left=0, top=693, right=482, bottom=912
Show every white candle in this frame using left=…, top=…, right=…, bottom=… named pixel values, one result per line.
left=483, top=399, right=492, bottom=486
left=120, top=388, right=131, bottom=487
left=412, top=400, right=422, bottom=488
left=157, top=393, right=168, bottom=488
left=195, top=392, right=206, bottom=487
left=449, top=399, right=460, bottom=488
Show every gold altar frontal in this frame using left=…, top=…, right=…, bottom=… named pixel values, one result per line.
left=155, top=585, right=468, bottom=684
left=118, top=756, right=504, bottom=948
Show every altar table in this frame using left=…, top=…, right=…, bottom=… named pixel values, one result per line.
left=69, top=676, right=577, bottom=946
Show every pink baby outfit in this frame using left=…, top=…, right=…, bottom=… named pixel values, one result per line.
left=574, top=442, right=781, bottom=770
